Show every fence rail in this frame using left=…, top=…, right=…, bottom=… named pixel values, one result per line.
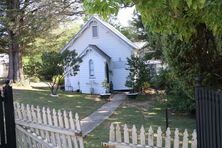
left=14, top=102, right=84, bottom=148
left=104, top=123, right=197, bottom=148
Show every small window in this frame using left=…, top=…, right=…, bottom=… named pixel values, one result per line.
left=92, top=26, right=98, bottom=37
left=89, top=59, right=94, bottom=77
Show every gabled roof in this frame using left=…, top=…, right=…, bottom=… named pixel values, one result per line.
left=79, top=44, right=111, bottom=61
left=61, top=15, right=138, bottom=52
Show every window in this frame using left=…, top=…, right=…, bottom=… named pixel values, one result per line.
left=92, top=26, right=98, bottom=37
left=89, top=59, right=94, bottom=77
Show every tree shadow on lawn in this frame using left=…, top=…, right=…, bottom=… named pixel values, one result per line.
left=13, top=88, right=105, bottom=119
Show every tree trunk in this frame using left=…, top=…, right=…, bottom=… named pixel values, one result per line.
left=6, top=0, right=24, bottom=82
left=7, top=30, right=24, bottom=82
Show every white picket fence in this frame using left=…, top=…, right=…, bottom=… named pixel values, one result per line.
left=14, top=102, right=84, bottom=148
left=104, top=123, right=197, bottom=148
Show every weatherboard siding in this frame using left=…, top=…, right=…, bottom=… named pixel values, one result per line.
left=67, top=18, right=132, bottom=61
left=66, top=49, right=106, bottom=94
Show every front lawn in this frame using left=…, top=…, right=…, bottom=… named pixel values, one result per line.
left=85, top=95, right=196, bottom=148
left=13, top=87, right=105, bottom=119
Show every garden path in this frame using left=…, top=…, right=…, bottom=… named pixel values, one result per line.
left=80, top=93, right=126, bottom=136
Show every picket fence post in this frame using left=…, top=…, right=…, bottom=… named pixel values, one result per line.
left=165, top=127, right=171, bottom=148
left=123, top=124, right=129, bottom=144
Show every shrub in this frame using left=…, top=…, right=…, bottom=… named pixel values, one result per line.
left=151, top=69, right=195, bottom=113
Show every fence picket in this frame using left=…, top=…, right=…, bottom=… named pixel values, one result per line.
left=140, top=125, right=145, bottom=145
left=116, top=123, right=122, bottom=142
left=132, top=125, right=137, bottom=144
left=42, top=107, right=50, bottom=143
left=148, top=126, right=154, bottom=146
left=64, top=111, right=73, bottom=148
left=69, top=111, right=78, bottom=148
left=18, top=103, right=22, bottom=120
left=21, top=103, right=26, bottom=121
left=109, top=123, right=115, bottom=142
left=157, top=127, right=162, bottom=147
left=47, top=108, right=56, bottom=146
left=174, top=128, right=179, bottom=148
left=53, top=108, right=61, bottom=147
left=192, top=130, right=197, bottom=148
left=75, top=113, right=84, bottom=148
left=182, top=129, right=189, bottom=148
left=165, top=127, right=171, bottom=148
left=37, top=105, right=45, bottom=139
left=27, top=104, right=32, bottom=122
left=58, top=110, right=67, bottom=147
left=123, top=124, right=129, bottom=144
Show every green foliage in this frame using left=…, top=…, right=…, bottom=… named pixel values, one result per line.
left=26, top=23, right=81, bottom=55
left=37, top=50, right=81, bottom=95
left=101, top=79, right=110, bottom=93
left=152, top=69, right=195, bottom=112
left=114, top=13, right=148, bottom=42
left=84, top=0, right=133, bottom=18
left=39, top=50, right=81, bottom=81
left=24, top=58, right=41, bottom=78
left=126, top=55, right=151, bottom=92
left=52, top=75, right=64, bottom=86
left=150, top=69, right=169, bottom=90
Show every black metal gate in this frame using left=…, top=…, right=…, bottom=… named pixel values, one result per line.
left=0, top=82, right=16, bottom=148
left=195, top=80, right=222, bottom=148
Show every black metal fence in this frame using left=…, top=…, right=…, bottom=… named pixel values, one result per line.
left=0, top=82, right=16, bottom=148
left=196, top=84, right=222, bottom=148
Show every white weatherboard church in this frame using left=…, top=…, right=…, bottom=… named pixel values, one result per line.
left=62, top=16, right=138, bottom=94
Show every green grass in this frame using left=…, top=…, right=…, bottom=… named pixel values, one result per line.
left=85, top=95, right=196, bottom=148
left=13, top=89, right=195, bottom=148
left=13, top=88, right=105, bottom=119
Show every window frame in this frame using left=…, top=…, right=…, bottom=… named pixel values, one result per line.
left=89, top=59, right=95, bottom=78
left=92, top=25, right=98, bottom=38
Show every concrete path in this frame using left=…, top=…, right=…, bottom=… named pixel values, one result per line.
left=80, top=93, right=126, bottom=136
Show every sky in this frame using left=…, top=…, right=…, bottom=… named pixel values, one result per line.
left=117, top=6, right=135, bottom=27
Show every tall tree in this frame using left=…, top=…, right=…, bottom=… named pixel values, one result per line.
left=84, top=0, right=222, bottom=87
left=0, top=0, right=83, bottom=82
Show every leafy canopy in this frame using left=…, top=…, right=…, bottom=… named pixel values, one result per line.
left=84, top=0, right=222, bottom=40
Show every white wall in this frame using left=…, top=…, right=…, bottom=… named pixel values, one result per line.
left=68, top=20, right=132, bottom=61
left=65, top=49, right=107, bottom=94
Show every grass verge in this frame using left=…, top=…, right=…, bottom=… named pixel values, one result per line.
left=13, top=87, right=105, bottom=119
